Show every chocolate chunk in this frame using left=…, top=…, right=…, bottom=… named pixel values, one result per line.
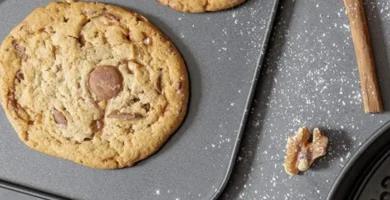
left=107, top=111, right=141, bottom=119
left=15, top=70, right=24, bottom=82
left=91, top=119, right=104, bottom=132
left=78, top=35, right=86, bottom=47
left=7, top=91, right=30, bottom=121
left=63, top=17, right=69, bottom=23
left=13, top=43, right=25, bottom=53
left=142, top=103, right=150, bottom=112
left=155, top=70, right=162, bottom=94
left=12, top=40, right=25, bottom=54
left=53, top=109, right=67, bottom=125
left=38, top=28, right=46, bottom=33
left=7, top=92, right=17, bottom=109
left=126, top=34, right=132, bottom=41
left=88, top=65, right=123, bottom=100
left=135, top=16, right=144, bottom=22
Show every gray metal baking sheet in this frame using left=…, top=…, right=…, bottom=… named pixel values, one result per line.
left=0, top=0, right=278, bottom=199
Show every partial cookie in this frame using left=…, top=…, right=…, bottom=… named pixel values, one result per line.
left=0, top=1, right=189, bottom=169
left=156, top=0, right=246, bottom=13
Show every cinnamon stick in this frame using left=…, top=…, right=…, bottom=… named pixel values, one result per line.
left=344, top=0, right=383, bottom=113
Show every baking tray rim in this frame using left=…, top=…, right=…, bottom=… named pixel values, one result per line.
left=327, top=121, right=390, bottom=200
left=210, top=0, right=279, bottom=198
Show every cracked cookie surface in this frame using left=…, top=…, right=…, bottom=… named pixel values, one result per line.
left=0, top=1, right=189, bottom=169
left=156, top=0, right=245, bottom=13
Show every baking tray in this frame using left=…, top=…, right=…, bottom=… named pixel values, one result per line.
left=328, top=121, right=390, bottom=200
left=0, top=0, right=279, bottom=199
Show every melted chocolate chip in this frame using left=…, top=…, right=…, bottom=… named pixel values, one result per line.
left=88, top=65, right=123, bottom=100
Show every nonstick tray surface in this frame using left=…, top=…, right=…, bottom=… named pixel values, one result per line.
left=0, top=0, right=279, bottom=199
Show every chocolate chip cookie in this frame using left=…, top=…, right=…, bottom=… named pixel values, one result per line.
left=0, top=1, right=189, bottom=169
left=156, top=0, right=245, bottom=12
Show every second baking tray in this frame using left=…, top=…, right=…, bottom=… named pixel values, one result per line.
left=0, top=0, right=279, bottom=199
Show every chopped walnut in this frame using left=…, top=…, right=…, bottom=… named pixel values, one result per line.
left=284, top=127, right=328, bottom=176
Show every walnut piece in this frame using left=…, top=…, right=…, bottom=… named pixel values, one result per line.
left=284, top=127, right=328, bottom=176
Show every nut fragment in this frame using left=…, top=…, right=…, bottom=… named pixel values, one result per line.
left=88, top=65, right=123, bottom=100
left=284, top=127, right=328, bottom=176
left=53, top=109, right=68, bottom=125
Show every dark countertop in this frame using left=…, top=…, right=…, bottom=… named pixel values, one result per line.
left=222, top=0, right=390, bottom=199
